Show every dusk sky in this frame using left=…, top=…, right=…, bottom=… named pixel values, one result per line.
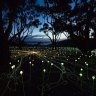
left=31, top=0, right=78, bottom=40
left=32, top=0, right=70, bottom=40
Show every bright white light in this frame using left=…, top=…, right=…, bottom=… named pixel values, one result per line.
left=29, top=61, right=32, bottom=64
left=43, top=69, right=46, bottom=73
left=11, top=65, right=15, bottom=69
left=80, top=68, right=83, bottom=71
left=20, top=71, right=23, bottom=75
left=32, top=51, right=37, bottom=54
left=32, top=64, right=34, bottom=67
left=9, top=62, right=11, bottom=65
left=79, top=73, right=83, bottom=77
left=92, top=76, right=95, bottom=80
left=61, top=63, right=64, bottom=66
left=51, top=63, right=53, bottom=66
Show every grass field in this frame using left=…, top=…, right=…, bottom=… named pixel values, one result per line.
left=0, top=47, right=96, bottom=96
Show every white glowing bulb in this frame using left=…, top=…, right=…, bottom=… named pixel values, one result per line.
left=92, top=76, right=95, bottom=80
left=61, top=63, right=64, bottom=66
left=75, top=60, right=77, bottom=62
left=20, top=71, right=23, bottom=75
left=17, top=60, right=19, bottom=63
left=11, top=65, right=15, bottom=69
left=51, top=63, right=53, bottom=66
left=86, top=63, right=88, bottom=66
left=79, top=73, right=83, bottom=77
left=29, top=61, right=32, bottom=64
left=9, top=62, right=11, bottom=65
left=32, top=64, right=34, bottom=67
left=80, top=68, right=83, bottom=71
left=43, top=69, right=46, bottom=73
left=85, top=62, right=88, bottom=66
left=32, top=51, right=37, bottom=54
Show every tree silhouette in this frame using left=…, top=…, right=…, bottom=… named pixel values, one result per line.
left=0, top=0, right=37, bottom=74
left=40, top=22, right=61, bottom=47
left=38, top=0, right=72, bottom=48
left=67, top=0, right=96, bottom=55
left=38, top=0, right=96, bottom=55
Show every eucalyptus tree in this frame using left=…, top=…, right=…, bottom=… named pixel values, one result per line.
left=9, top=17, right=41, bottom=49
left=40, top=0, right=96, bottom=55
left=38, top=0, right=72, bottom=47
left=40, top=22, right=61, bottom=47
left=67, top=0, right=96, bottom=55
left=0, top=0, right=37, bottom=74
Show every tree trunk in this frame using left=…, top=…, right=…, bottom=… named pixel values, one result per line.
left=0, top=32, right=10, bottom=74
left=0, top=10, right=10, bottom=75
left=71, top=36, right=92, bottom=56
left=77, top=39, right=92, bottom=56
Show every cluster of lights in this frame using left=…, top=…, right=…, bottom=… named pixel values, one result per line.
left=11, top=47, right=96, bottom=93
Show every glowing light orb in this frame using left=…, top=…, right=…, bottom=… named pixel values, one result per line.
left=51, top=63, right=53, bottom=66
left=92, top=76, right=95, bottom=80
left=80, top=68, right=83, bottom=71
left=17, top=60, right=20, bottom=63
left=61, top=63, right=64, bottom=66
left=29, top=61, right=32, bottom=64
left=32, top=64, right=34, bottom=67
left=79, top=73, right=83, bottom=77
left=47, top=61, right=49, bottom=63
left=85, top=62, right=88, bottom=66
left=9, top=62, right=11, bottom=65
left=11, top=65, right=15, bottom=69
left=43, top=69, right=46, bottom=73
left=75, top=60, right=77, bottom=62
left=20, top=71, right=23, bottom=75
left=31, top=51, right=38, bottom=54
left=85, top=63, right=88, bottom=66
